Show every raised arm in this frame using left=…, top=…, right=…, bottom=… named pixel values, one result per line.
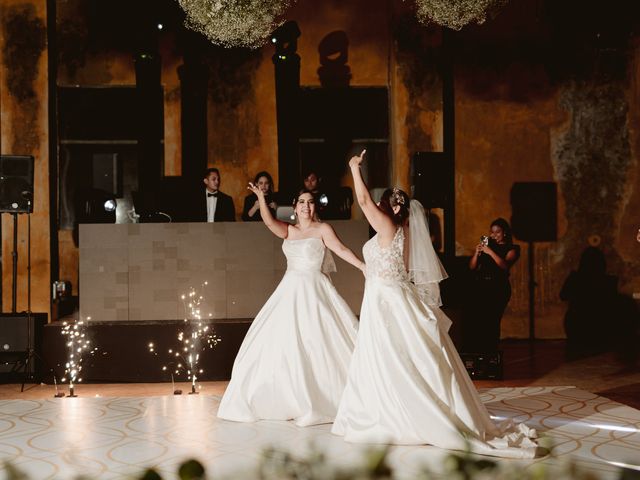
left=247, top=183, right=289, bottom=238
left=320, top=223, right=365, bottom=272
left=349, top=150, right=395, bottom=237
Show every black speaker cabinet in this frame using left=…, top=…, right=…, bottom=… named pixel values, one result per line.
left=0, top=313, right=47, bottom=374
left=0, top=155, right=34, bottom=213
left=510, top=182, right=557, bottom=242
left=460, top=352, right=503, bottom=380
left=411, top=152, right=453, bottom=209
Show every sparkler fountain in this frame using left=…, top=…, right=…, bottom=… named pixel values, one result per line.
left=60, top=318, right=98, bottom=397
left=149, top=282, right=221, bottom=394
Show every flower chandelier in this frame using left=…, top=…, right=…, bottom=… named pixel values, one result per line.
left=176, top=0, right=509, bottom=49
left=177, top=0, right=295, bottom=48
left=413, top=0, right=509, bottom=30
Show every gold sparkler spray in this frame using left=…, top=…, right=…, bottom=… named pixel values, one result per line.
left=148, top=281, right=221, bottom=394
left=60, top=318, right=98, bottom=397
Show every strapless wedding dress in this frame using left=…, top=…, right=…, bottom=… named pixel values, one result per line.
left=218, top=237, right=358, bottom=426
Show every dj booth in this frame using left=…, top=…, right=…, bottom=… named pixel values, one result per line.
left=42, top=221, right=368, bottom=382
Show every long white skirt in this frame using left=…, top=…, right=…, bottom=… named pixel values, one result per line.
left=218, top=269, right=358, bottom=426
left=332, top=278, right=538, bottom=458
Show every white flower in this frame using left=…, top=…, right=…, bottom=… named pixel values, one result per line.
left=178, top=0, right=296, bottom=48
left=412, top=0, right=509, bottom=30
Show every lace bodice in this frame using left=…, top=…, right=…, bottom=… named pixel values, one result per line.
left=363, top=228, right=408, bottom=283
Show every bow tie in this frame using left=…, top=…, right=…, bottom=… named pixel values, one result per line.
left=207, top=192, right=218, bottom=198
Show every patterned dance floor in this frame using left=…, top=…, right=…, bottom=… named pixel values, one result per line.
left=1, top=386, right=639, bottom=479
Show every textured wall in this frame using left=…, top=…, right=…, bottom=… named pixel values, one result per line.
left=452, top=1, right=640, bottom=338
left=3, top=0, right=640, bottom=337
left=206, top=48, right=272, bottom=210
left=291, top=0, right=390, bottom=87
left=0, top=0, right=50, bottom=316
left=391, top=10, right=443, bottom=189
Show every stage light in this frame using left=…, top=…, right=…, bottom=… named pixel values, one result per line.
left=157, top=23, right=163, bottom=30
left=104, top=199, right=117, bottom=212
left=75, top=188, right=117, bottom=224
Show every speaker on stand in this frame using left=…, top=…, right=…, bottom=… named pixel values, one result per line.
left=510, top=182, right=558, bottom=341
left=0, top=313, right=47, bottom=377
left=0, top=155, right=46, bottom=389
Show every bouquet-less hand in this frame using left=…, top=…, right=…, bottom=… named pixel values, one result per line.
left=349, top=149, right=366, bottom=169
left=247, top=182, right=264, bottom=197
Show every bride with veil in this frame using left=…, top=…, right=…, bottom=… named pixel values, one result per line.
left=332, top=150, right=540, bottom=458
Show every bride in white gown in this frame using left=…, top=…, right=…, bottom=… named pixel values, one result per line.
left=332, top=151, right=539, bottom=458
left=218, top=185, right=364, bottom=426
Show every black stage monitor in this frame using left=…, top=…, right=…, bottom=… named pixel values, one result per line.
left=0, top=155, right=34, bottom=213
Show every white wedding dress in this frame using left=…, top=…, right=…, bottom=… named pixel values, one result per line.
left=217, top=237, right=358, bottom=426
left=332, top=228, right=538, bottom=458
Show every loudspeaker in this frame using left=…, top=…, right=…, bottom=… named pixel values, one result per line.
left=411, top=152, right=452, bottom=209
left=0, top=313, right=47, bottom=374
left=460, top=352, right=503, bottom=380
left=0, top=155, right=34, bottom=213
left=510, top=182, right=557, bottom=242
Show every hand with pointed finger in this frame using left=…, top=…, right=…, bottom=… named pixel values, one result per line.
left=349, top=149, right=366, bottom=169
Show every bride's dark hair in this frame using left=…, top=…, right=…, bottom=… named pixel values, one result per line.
left=379, top=188, right=410, bottom=225
left=292, top=188, right=316, bottom=206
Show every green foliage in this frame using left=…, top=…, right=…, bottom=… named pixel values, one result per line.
left=138, top=468, right=163, bottom=480
left=3, top=444, right=636, bottom=479
left=178, top=459, right=206, bottom=480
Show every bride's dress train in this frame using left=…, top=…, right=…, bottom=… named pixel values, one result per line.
left=332, top=228, right=538, bottom=458
left=218, top=237, right=358, bottom=427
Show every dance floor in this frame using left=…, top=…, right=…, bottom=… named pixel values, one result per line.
left=1, top=384, right=639, bottom=479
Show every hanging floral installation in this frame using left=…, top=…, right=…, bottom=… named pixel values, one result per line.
left=412, top=0, right=509, bottom=30
left=177, top=0, right=296, bottom=48
left=176, top=0, right=509, bottom=48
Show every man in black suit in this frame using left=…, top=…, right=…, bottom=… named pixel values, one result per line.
left=202, top=167, right=236, bottom=222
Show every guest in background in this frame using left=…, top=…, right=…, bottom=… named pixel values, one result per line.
left=560, top=247, right=621, bottom=356
left=242, top=171, right=277, bottom=221
left=302, top=169, right=329, bottom=219
left=203, top=167, right=235, bottom=222
left=560, top=245, right=639, bottom=364
left=466, top=218, right=520, bottom=353
left=303, top=169, right=321, bottom=194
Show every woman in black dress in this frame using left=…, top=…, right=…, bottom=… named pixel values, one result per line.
left=467, top=218, right=520, bottom=353
left=242, top=171, right=278, bottom=221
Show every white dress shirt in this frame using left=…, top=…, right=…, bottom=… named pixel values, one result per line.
left=206, top=189, right=218, bottom=222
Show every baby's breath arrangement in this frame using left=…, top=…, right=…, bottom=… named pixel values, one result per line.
left=177, top=0, right=295, bottom=48
left=413, top=0, right=509, bottom=30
